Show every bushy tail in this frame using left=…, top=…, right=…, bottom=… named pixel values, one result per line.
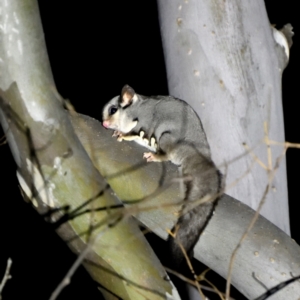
left=169, top=202, right=215, bottom=265
left=168, top=153, right=222, bottom=267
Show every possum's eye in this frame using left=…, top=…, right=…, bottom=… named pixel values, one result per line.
left=109, top=105, right=118, bottom=116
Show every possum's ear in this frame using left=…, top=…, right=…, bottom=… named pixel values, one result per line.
left=120, top=85, right=138, bottom=107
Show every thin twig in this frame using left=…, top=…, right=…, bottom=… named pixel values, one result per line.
left=253, top=275, right=300, bottom=300
left=0, top=135, right=7, bottom=146
left=164, top=266, right=231, bottom=298
left=196, top=268, right=225, bottom=300
left=49, top=216, right=119, bottom=300
left=0, top=258, right=13, bottom=299
left=225, top=142, right=287, bottom=299
left=168, top=230, right=206, bottom=298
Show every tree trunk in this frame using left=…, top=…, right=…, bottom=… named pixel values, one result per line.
left=0, top=1, right=180, bottom=299
left=157, top=0, right=290, bottom=234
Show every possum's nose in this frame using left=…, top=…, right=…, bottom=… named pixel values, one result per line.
left=102, top=121, right=110, bottom=128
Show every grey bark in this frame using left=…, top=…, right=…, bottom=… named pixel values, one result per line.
left=157, top=0, right=290, bottom=234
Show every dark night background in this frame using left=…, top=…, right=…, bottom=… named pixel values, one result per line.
left=0, top=1, right=298, bottom=299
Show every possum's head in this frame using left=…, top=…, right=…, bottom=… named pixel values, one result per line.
left=102, top=85, right=139, bottom=134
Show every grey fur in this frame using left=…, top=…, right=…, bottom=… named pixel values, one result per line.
left=102, top=85, right=222, bottom=265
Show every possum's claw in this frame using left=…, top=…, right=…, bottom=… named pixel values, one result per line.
left=112, top=131, right=124, bottom=142
left=143, top=152, right=163, bottom=162
left=143, top=152, right=155, bottom=162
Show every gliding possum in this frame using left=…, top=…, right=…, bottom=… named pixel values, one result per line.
left=102, top=85, right=222, bottom=265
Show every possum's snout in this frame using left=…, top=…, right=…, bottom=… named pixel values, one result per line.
left=102, top=121, right=110, bottom=129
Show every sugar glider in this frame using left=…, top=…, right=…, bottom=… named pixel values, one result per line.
left=102, top=85, right=222, bottom=265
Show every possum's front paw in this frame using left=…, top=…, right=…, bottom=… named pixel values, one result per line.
left=143, top=152, right=155, bottom=162
left=112, top=131, right=124, bottom=142
left=143, top=152, right=162, bottom=162
left=143, top=152, right=168, bottom=162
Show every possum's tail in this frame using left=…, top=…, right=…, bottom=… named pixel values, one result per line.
left=168, top=153, right=222, bottom=267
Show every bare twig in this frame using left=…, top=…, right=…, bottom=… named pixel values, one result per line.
left=49, top=240, right=96, bottom=300
left=253, top=275, right=300, bottom=300
left=0, top=135, right=6, bottom=146
left=225, top=122, right=288, bottom=299
left=49, top=214, right=122, bottom=300
left=197, top=269, right=225, bottom=300
left=164, top=266, right=232, bottom=298
left=50, top=214, right=168, bottom=300
left=167, top=230, right=206, bottom=298
left=0, top=258, right=13, bottom=300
